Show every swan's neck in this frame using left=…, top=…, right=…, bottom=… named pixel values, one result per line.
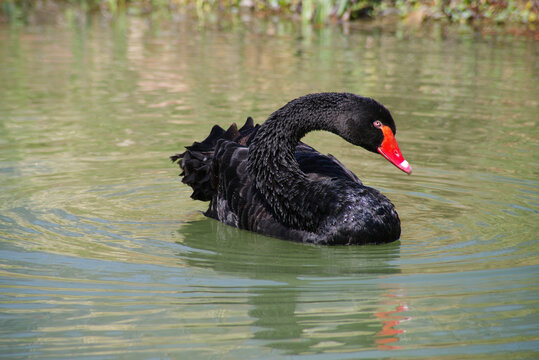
left=247, top=103, right=340, bottom=230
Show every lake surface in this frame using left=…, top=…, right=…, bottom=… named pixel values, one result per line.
left=1, top=15, right=538, bottom=359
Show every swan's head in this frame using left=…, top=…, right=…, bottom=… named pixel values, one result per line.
left=338, top=95, right=412, bottom=175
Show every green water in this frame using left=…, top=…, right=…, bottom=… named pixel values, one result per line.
left=1, top=16, right=538, bottom=359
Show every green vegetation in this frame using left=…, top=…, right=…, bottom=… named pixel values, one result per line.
left=1, top=0, right=537, bottom=25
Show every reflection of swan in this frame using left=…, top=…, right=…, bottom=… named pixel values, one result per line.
left=176, top=219, right=405, bottom=353
left=176, top=218, right=402, bottom=277
left=172, top=93, right=411, bottom=245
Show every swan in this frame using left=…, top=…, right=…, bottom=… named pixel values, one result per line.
left=171, top=93, right=411, bottom=245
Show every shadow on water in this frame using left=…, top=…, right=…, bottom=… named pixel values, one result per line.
left=176, top=218, right=408, bottom=354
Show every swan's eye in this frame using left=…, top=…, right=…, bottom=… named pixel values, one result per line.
left=373, top=120, right=383, bottom=129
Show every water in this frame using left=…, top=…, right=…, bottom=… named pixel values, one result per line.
left=1, top=15, right=538, bottom=359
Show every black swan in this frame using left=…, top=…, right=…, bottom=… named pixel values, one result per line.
left=171, top=93, right=411, bottom=245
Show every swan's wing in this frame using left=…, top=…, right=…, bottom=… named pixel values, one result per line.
left=171, top=117, right=260, bottom=201
left=208, top=139, right=330, bottom=243
left=206, top=139, right=258, bottom=227
left=295, top=143, right=362, bottom=185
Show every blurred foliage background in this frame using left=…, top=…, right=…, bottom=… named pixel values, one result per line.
left=1, top=0, right=537, bottom=25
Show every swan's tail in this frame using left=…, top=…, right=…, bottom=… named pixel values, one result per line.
left=170, top=117, right=258, bottom=201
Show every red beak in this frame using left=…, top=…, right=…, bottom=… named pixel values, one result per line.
left=377, top=125, right=412, bottom=174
